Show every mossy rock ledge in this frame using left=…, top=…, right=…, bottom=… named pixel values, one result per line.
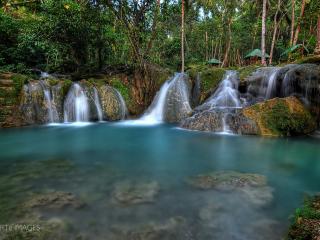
left=239, top=96, right=317, bottom=136
left=181, top=96, right=317, bottom=137
left=287, top=195, right=320, bottom=240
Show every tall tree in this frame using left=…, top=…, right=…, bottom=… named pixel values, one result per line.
left=261, top=0, right=267, bottom=66
left=181, top=0, right=185, bottom=72
left=293, top=0, right=307, bottom=46
left=315, top=15, right=320, bottom=55
left=290, top=0, right=295, bottom=46
left=269, top=0, right=282, bottom=65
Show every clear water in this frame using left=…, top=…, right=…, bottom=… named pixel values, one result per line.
left=0, top=124, right=319, bottom=239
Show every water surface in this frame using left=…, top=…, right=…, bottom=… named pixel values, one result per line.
left=0, top=123, right=319, bottom=239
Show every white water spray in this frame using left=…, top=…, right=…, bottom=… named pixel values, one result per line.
left=64, top=83, right=89, bottom=122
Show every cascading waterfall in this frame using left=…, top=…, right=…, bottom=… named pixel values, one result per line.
left=114, top=89, right=128, bottom=120
left=205, top=70, right=241, bottom=109
left=139, top=81, right=172, bottom=123
left=64, top=83, right=89, bottom=122
left=139, top=73, right=190, bottom=124
left=93, top=87, right=104, bottom=121
left=202, top=70, right=241, bottom=133
left=265, top=68, right=280, bottom=99
left=39, top=81, right=59, bottom=123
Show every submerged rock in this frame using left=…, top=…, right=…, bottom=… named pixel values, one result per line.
left=24, top=191, right=85, bottom=210
left=110, top=217, right=186, bottom=240
left=188, top=171, right=273, bottom=206
left=112, top=181, right=160, bottom=205
left=188, top=171, right=267, bottom=190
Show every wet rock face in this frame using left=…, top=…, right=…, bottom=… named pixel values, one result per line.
left=246, top=64, right=320, bottom=107
left=246, top=67, right=280, bottom=100
left=181, top=96, right=316, bottom=136
left=180, top=109, right=225, bottom=132
left=164, top=74, right=192, bottom=123
left=24, top=191, right=85, bottom=210
left=96, top=85, right=126, bottom=121
left=20, top=81, right=48, bottom=124
left=112, top=181, right=160, bottom=205
left=82, top=84, right=102, bottom=121
left=279, top=64, right=320, bottom=105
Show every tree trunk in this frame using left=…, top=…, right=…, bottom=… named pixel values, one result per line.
left=269, top=0, right=281, bottom=65
left=205, top=31, right=208, bottom=61
left=181, top=0, right=185, bottom=73
left=315, top=16, right=320, bottom=55
left=293, top=0, right=306, bottom=46
left=290, top=0, right=295, bottom=46
left=261, top=0, right=267, bottom=66
left=222, top=18, right=232, bottom=68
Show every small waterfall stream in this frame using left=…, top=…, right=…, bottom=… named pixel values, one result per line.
left=202, top=70, right=241, bottom=133
left=139, top=81, right=172, bottom=123
left=139, top=73, right=190, bottom=124
left=39, top=81, right=59, bottom=123
left=114, top=89, right=128, bottom=120
left=93, top=87, right=104, bottom=121
left=265, top=68, right=280, bottom=99
left=64, top=83, right=89, bottom=122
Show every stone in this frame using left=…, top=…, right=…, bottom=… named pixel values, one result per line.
left=96, top=85, right=126, bottom=121
left=163, top=74, right=192, bottom=123
left=24, top=191, right=85, bottom=210
left=239, top=96, right=317, bottom=136
left=188, top=171, right=267, bottom=191
left=112, top=181, right=160, bottom=205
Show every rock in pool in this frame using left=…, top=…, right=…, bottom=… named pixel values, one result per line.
left=112, top=181, right=160, bottom=205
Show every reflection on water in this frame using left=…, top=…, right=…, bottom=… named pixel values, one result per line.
left=0, top=123, right=319, bottom=239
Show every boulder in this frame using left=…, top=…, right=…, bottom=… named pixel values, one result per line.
left=164, top=73, right=192, bottom=123
left=96, top=85, right=127, bottom=121
left=239, top=96, right=317, bottom=136
left=19, top=81, right=48, bottom=124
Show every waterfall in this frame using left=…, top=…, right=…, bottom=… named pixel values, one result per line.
left=39, top=81, right=59, bottom=123
left=265, top=68, right=280, bottom=99
left=93, top=87, right=104, bottom=121
left=139, top=80, right=173, bottom=123
left=206, top=70, right=241, bottom=109
left=64, top=83, right=89, bottom=122
left=140, top=73, right=191, bottom=124
left=202, top=70, right=241, bottom=133
left=114, top=89, right=128, bottom=120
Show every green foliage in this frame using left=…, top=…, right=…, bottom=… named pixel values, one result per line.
left=61, top=79, right=72, bottom=97
left=11, top=74, right=29, bottom=96
left=287, top=196, right=320, bottom=240
left=110, top=78, right=130, bottom=103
